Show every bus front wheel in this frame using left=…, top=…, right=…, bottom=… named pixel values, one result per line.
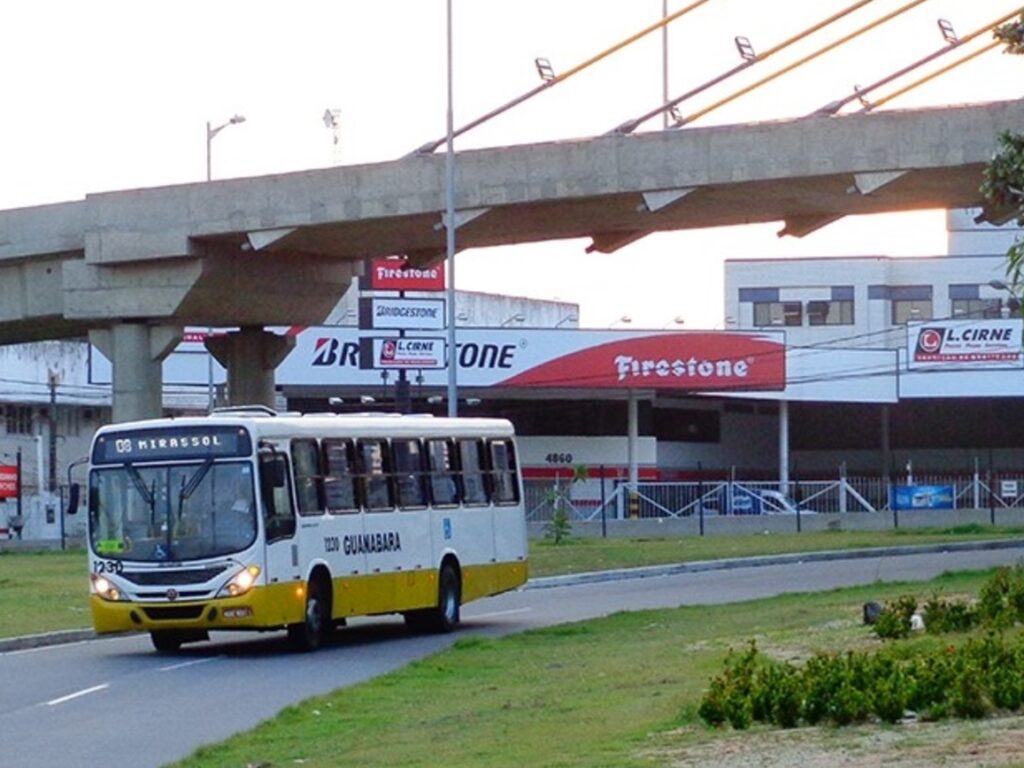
left=288, top=576, right=331, bottom=652
left=150, top=631, right=183, bottom=653
left=150, top=630, right=206, bottom=653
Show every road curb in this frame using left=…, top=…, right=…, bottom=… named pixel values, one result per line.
left=524, top=538, right=1024, bottom=589
left=4, top=539, right=1023, bottom=652
left=0, top=628, right=96, bottom=653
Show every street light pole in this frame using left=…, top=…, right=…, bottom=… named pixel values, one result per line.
left=206, top=115, right=246, bottom=183
left=445, top=0, right=458, bottom=418
left=204, top=114, right=246, bottom=413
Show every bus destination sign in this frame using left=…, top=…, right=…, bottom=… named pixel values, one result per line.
left=92, top=427, right=253, bottom=464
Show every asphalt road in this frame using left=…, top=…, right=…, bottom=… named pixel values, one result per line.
left=3, top=544, right=1023, bottom=768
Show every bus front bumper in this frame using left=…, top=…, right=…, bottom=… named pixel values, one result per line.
left=90, top=582, right=306, bottom=635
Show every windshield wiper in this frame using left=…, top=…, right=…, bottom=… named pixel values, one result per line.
left=176, top=457, right=213, bottom=523
left=125, top=463, right=154, bottom=509
left=179, top=457, right=213, bottom=502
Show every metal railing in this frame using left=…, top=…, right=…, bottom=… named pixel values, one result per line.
left=524, top=471, right=1024, bottom=523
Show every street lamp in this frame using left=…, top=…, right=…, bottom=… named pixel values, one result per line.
left=204, top=114, right=245, bottom=412
left=610, top=315, right=633, bottom=328
left=205, top=114, right=246, bottom=182
left=554, top=314, right=579, bottom=328
left=501, top=313, right=525, bottom=327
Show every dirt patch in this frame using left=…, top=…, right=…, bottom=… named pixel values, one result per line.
left=646, top=715, right=1024, bottom=767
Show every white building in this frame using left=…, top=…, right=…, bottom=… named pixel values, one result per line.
left=722, top=208, right=1024, bottom=477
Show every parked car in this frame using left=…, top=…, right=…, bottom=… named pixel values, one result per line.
left=759, top=490, right=816, bottom=515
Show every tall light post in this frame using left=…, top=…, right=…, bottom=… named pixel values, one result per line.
left=206, top=114, right=246, bottom=182
left=445, top=0, right=458, bottom=417
left=205, top=114, right=246, bottom=412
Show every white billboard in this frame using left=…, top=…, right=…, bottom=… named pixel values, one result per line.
left=907, top=319, right=1024, bottom=370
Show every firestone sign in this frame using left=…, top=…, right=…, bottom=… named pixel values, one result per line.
left=0, top=465, right=18, bottom=499
left=360, top=258, right=445, bottom=292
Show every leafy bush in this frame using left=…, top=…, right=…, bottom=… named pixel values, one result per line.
left=923, top=593, right=978, bottom=634
left=698, top=632, right=1024, bottom=729
left=873, top=595, right=918, bottom=640
left=977, top=566, right=1024, bottom=628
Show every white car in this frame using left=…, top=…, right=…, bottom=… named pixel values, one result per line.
left=759, top=490, right=816, bottom=515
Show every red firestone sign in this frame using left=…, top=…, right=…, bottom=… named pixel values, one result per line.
left=360, top=258, right=445, bottom=292
left=0, top=465, right=17, bottom=499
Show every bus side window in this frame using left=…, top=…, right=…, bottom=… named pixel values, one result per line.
left=258, top=452, right=296, bottom=541
left=357, top=438, right=394, bottom=512
left=426, top=438, right=459, bottom=506
left=457, top=438, right=488, bottom=506
left=392, top=438, right=427, bottom=509
left=291, top=439, right=323, bottom=516
left=488, top=438, right=520, bottom=504
left=323, top=439, right=358, bottom=514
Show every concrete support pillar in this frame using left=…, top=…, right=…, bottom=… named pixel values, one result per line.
left=624, top=391, right=640, bottom=519
left=626, top=391, right=639, bottom=487
left=90, top=323, right=182, bottom=423
left=207, top=326, right=296, bottom=409
left=778, top=400, right=790, bottom=489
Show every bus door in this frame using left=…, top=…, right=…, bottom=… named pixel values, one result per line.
left=258, top=450, right=299, bottom=613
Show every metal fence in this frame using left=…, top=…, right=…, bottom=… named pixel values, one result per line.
left=524, top=472, right=1024, bottom=523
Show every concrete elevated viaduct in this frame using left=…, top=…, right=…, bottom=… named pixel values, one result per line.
left=1, top=99, right=1022, bottom=422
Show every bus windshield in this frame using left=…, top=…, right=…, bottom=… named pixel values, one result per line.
left=88, top=460, right=257, bottom=562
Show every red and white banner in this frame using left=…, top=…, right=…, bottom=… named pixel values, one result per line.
left=360, top=258, right=445, bottom=292
left=908, top=320, right=1024, bottom=370
left=0, top=465, right=18, bottom=499
left=291, top=328, right=785, bottom=391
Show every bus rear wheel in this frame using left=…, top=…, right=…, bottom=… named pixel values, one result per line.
left=404, top=564, right=461, bottom=633
left=288, top=576, right=331, bottom=652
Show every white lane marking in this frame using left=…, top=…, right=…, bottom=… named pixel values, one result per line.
left=46, top=683, right=109, bottom=707
left=159, top=657, right=220, bottom=672
left=468, top=607, right=532, bottom=620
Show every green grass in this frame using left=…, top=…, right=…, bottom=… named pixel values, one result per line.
left=527, top=526, right=1024, bottom=578
left=0, top=549, right=89, bottom=637
left=168, top=570, right=1003, bottom=768
left=2, top=528, right=1023, bottom=639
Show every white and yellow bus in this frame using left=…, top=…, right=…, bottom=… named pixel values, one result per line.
left=72, top=407, right=528, bottom=652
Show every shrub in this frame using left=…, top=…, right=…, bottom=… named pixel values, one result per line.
left=977, top=565, right=1024, bottom=628
left=923, top=593, right=978, bottom=634
left=873, top=595, right=918, bottom=640
left=697, top=631, right=1024, bottom=730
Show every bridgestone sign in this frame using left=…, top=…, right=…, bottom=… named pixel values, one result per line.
left=358, top=297, right=446, bottom=331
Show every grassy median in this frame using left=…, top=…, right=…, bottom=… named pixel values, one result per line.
left=1, top=526, right=1022, bottom=638
left=170, top=569, right=1023, bottom=768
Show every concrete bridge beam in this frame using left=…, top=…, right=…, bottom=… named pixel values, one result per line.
left=207, top=326, right=296, bottom=409
left=90, top=323, right=182, bottom=423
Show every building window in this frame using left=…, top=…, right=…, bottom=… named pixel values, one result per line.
left=806, top=300, right=854, bottom=326
left=892, top=299, right=933, bottom=325
left=951, top=298, right=1002, bottom=319
left=4, top=406, right=33, bottom=435
left=753, top=301, right=802, bottom=327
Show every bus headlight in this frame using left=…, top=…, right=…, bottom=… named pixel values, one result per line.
left=219, top=565, right=261, bottom=598
left=91, top=573, right=128, bottom=602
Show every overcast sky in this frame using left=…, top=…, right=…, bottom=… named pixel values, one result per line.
left=2, top=0, right=1021, bottom=327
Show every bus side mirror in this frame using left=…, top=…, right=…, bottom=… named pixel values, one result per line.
left=66, top=483, right=80, bottom=515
